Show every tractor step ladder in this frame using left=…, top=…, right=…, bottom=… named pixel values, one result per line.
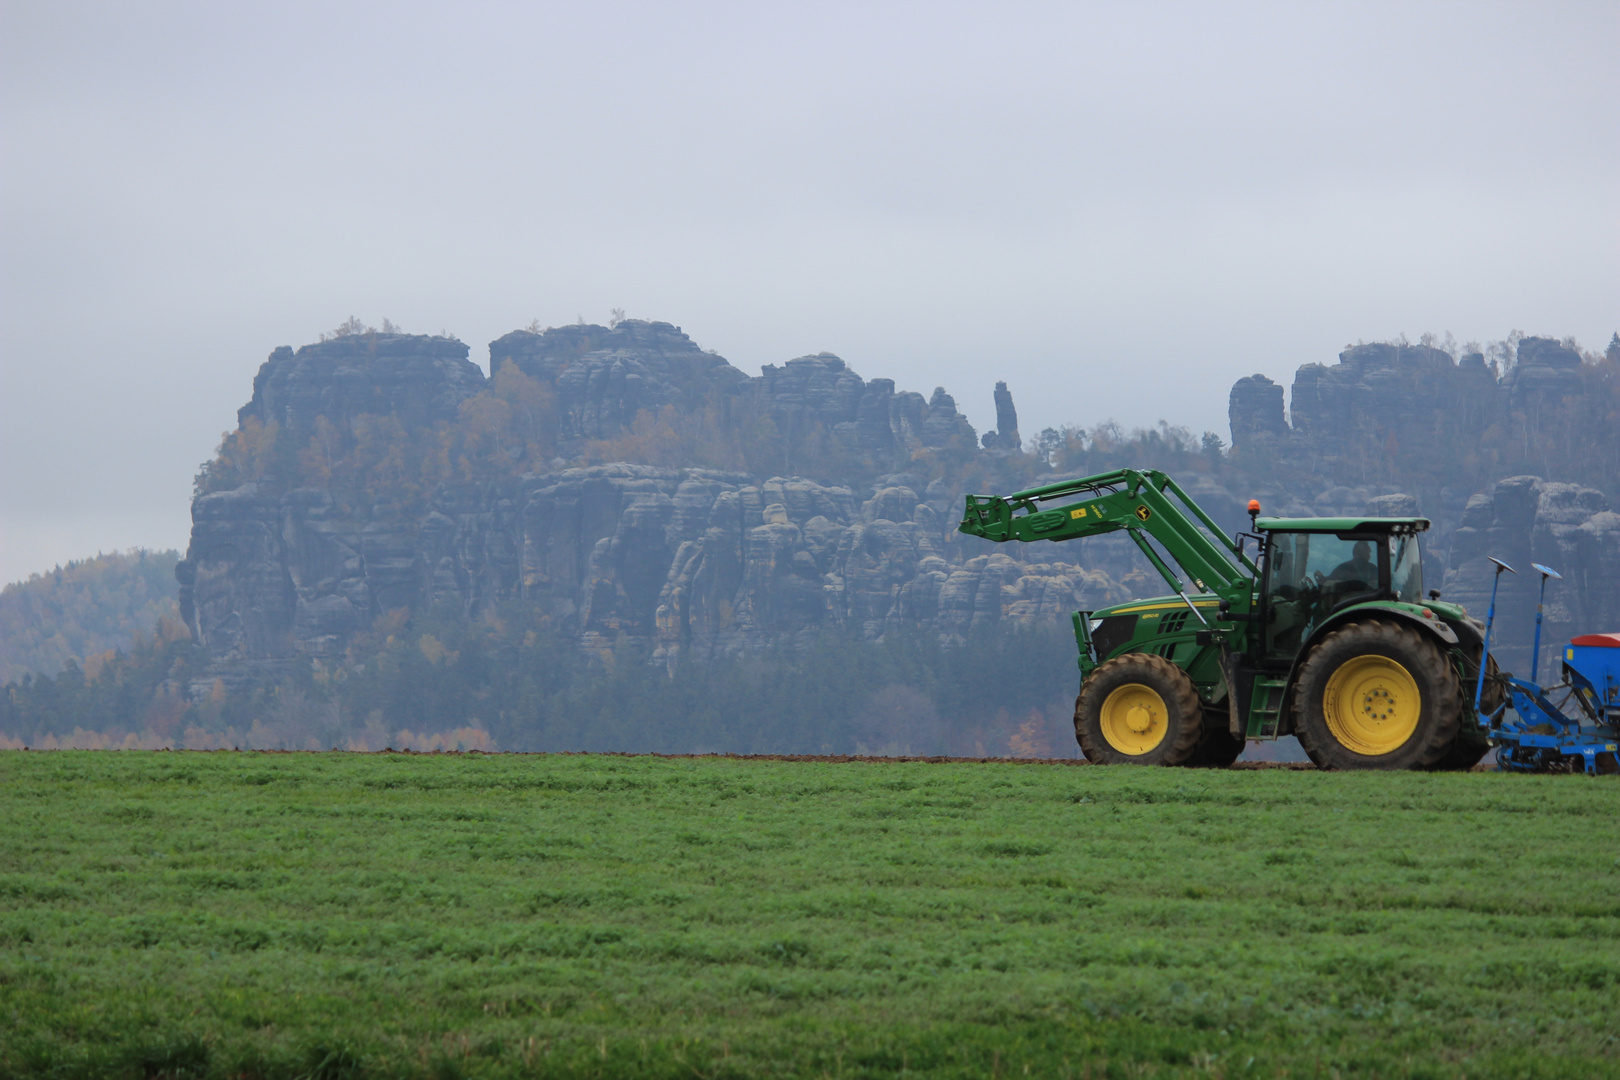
left=1247, top=679, right=1288, bottom=738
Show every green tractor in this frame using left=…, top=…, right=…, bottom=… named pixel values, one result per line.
left=959, top=469, right=1495, bottom=770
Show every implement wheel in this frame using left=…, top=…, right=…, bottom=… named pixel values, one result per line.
left=1293, top=621, right=1460, bottom=770
left=1075, top=653, right=1203, bottom=766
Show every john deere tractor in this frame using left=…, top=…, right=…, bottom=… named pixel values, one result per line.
left=959, top=469, right=1495, bottom=770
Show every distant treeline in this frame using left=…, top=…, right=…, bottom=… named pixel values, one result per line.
left=0, top=550, right=180, bottom=685
left=0, top=604, right=1082, bottom=757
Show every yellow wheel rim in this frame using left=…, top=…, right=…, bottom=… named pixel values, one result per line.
left=1098, top=683, right=1168, bottom=755
left=1322, top=654, right=1421, bottom=756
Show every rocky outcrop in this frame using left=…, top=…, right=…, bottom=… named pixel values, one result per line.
left=179, top=321, right=1619, bottom=687
left=1285, top=342, right=1485, bottom=448
left=240, top=334, right=485, bottom=442
left=981, top=381, right=1021, bottom=452
left=490, top=321, right=749, bottom=442
left=750, top=353, right=974, bottom=458
left=1226, top=337, right=1600, bottom=488
left=1442, top=477, right=1620, bottom=675
left=1501, top=337, right=1583, bottom=399
left=1227, top=374, right=1287, bottom=443
left=487, top=323, right=979, bottom=461
left=178, top=323, right=1095, bottom=676
left=752, top=358, right=977, bottom=457
left=179, top=463, right=1128, bottom=672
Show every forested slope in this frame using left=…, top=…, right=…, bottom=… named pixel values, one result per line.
left=0, top=550, right=180, bottom=684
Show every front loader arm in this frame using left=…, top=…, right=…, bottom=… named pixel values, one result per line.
left=958, top=468, right=1255, bottom=602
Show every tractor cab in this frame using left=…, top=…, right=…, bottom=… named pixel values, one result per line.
left=1254, top=517, right=1430, bottom=659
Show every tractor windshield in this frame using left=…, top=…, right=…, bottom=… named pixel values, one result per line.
left=1389, top=533, right=1424, bottom=603
left=1263, top=531, right=1388, bottom=656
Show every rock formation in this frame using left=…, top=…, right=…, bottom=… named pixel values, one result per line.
left=240, top=334, right=485, bottom=442
left=488, top=322, right=979, bottom=460
left=178, top=323, right=1115, bottom=680
left=174, top=321, right=1619, bottom=690
left=1501, top=337, right=1584, bottom=400
left=180, top=458, right=1127, bottom=673
left=489, top=321, right=749, bottom=442
left=1227, top=374, right=1287, bottom=443
left=981, top=381, right=1021, bottom=452
left=1442, top=477, right=1620, bottom=675
left=1225, top=337, right=1609, bottom=499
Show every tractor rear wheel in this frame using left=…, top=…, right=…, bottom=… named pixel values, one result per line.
left=1075, top=653, right=1203, bottom=766
left=1293, top=621, right=1460, bottom=770
left=1430, top=653, right=1498, bottom=771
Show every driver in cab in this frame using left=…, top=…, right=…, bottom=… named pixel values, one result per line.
left=1316, top=541, right=1377, bottom=593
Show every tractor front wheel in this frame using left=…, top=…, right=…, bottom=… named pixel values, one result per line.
left=1075, top=653, right=1203, bottom=766
left=1293, top=621, right=1460, bottom=770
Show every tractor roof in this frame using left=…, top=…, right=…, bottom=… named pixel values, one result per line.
left=1254, top=516, right=1430, bottom=534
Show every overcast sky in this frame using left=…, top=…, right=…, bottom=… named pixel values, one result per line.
left=1, top=1, right=1615, bottom=584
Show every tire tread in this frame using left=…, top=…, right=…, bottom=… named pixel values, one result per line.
left=1293, top=621, right=1460, bottom=770
left=1075, top=652, right=1204, bottom=766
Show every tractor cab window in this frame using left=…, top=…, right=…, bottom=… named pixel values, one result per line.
left=1263, top=532, right=1388, bottom=656
left=1389, top=533, right=1424, bottom=603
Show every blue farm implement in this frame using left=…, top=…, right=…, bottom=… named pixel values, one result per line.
left=1474, top=558, right=1620, bottom=774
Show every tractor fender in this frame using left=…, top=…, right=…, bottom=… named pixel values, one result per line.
left=1273, top=607, right=1458, bottom=735
left=1447, top=614, right=1487, bottom=653
left=1322, top=606, right=1459, bottom=648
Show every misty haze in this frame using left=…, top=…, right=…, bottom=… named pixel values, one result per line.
left=2, top=3, right=1618, bottom=1075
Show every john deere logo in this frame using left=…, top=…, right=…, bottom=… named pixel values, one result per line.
left=1135, top=505, right=1152, bottom=521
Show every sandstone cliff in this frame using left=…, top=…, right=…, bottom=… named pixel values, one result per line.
left=241, top=333, right=486, bottom=441
left=1442, top=476, right=1620, bottom=676
left=177, top=322, right=1619, bottom=690
left=1226, top=336, right=1614, bottom=503
left=486, top=321, right=984, bottom=464
left=178, top=323, right=1116, bottom=680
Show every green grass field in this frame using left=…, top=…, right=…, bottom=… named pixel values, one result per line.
left=1, top=751, right=1616, bottom=1079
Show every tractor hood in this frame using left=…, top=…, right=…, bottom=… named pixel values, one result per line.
left=1090, top=594, right=1223, bottom=621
